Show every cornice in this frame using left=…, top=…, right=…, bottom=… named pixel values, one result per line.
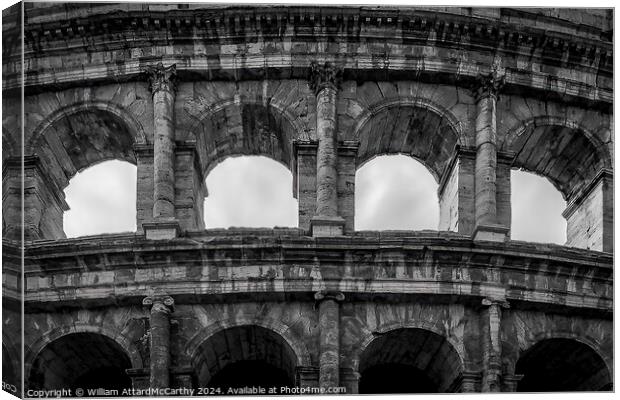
left=6, top=8, right=612, bottom=76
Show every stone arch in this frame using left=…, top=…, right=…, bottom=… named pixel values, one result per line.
left=186, top=318, right=310, bottom=388
left=502, top=116, right=611, bottom=201
left=351, top=97, right=464, bottom=181
left=515, top=334, right=612, bottom=391
left=188, top=98, right=307, bottom=177
left=185, top=316, right=311, bottom=368
left=28, top=100, right=146, bottom=149
left=25, top=323, right=143, bottom=384
left=355, top=325, right=464, bottom=393
left=520, top=330, right=612, bottom=378
left=27, top=101, right=144, bottom=190
left=350, top=320, right=465, bottom=372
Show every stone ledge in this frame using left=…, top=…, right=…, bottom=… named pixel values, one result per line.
left=142, top=219, right=181, bottom=240
left=310, top=216, right=346, bottom=237
left=473, top=224, right=510, bottom=242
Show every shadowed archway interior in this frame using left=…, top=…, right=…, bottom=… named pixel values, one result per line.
left=192, top=325, right=297, bottom=390
left=515, top=338, right=612, bottom=392
left=355, top=105, right=460, bottom=181
left=28, top=333, right=132, bottom=391
left=359, top=328, right=462, bottom=394
left=508, top=124, right=609, bottom=201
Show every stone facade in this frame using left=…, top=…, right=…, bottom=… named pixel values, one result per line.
left=1, top=3, right=613, bottom=396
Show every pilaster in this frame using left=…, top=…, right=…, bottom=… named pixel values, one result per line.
left=563, top=169, right=613, bottom=252
left=296, top=366, right=319, bottom=388
left=143, top=294, right=175, bottom=389
left=480, top=298, right=509, bottom=392
left=134, top=144, right=154, bottom=234
left=496, top=151, right=515, bottom=238
left=2, top=155, right=68, bottom=240
left=337, top=141, right=359, bottom=234
left=126, top=368, right=150, bottom=390
left=292, top=140, right=318, bottom=233
left=174, top=141, right=206, bottom=232
left=339, top=368, right=359, bottom=394
left=315, top=290, right=345, bottom=389
left=438, top=146, right=476, bottom=235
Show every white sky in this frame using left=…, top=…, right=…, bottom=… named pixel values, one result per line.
left=63, top=156, right=567, bottom=244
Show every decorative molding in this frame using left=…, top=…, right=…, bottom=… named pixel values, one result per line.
left=143, top=294, right=175, bottom=314
left=309, top=62, right=343, bottom=95
left=471, top=59, right=506, bottom=101
left=144, top=62, right=178, bottom=94
left=314, top=290, right=345, bottom=303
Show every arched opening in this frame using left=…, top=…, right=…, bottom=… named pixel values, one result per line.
left=358, top=328, right=462, bottom=394
left=355, top=155, right=439, bottom=230
left=511, top=170, right=566, bottom=244
left=192, top=325, right=297, bottom=391
left=27, top=105, right=140, bottom=240
left=203, top=156, right=297, bottom=228
left=507, top=122, right=609, bottom=202
left=63, top=160, right=137, bottom=237
left=28, top=333, right=132, bottom=391
left=516, top=338, right=611, bottom=392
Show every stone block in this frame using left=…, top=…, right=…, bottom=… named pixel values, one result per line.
left=563, top=169, right=613, bottom=252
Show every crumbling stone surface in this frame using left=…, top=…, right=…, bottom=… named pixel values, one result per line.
left=1, top=4, right=613, bottom=394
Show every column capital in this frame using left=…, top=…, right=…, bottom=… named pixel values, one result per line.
left=481, top=298, right=510, bottom=309
left=471, top=61, right=506, bottom=101
left=143, top=294, right=175, bottom=314
left=314, top=290, right=345, bottom=303
left=309, top=62, right=343, bottom=95
left=144, top=62, right=178, bottom=94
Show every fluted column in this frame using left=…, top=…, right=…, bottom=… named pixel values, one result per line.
left=315, top=290, right=344, bottom=389
left=481, top=298, right=509, bottom=392
left=471, top=65, right=509, bottom=241
left=309, top=62, right=345, bottom=236
left=143, top=294, right=175, bottom=389
left=143, top=63, right=180, bottom=239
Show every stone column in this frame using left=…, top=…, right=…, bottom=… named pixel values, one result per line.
left=309, top=62, right=345, bottom=237
left=315, top=290, right=345, bottom=389
left=471, top=66, right=509, bottom=242
left=143, top=63, right=180, bottom=240
left=143, top=294, right=175, bottom=389
left=481, top=298, right=509, bottom=392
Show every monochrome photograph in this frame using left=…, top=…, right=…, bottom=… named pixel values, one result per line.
left=1, top=0, right=614, bottom=397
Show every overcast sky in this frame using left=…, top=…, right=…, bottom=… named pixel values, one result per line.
left=63, top=156, right=566, bottom=244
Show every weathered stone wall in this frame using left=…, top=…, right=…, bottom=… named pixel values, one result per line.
left=2, top=4, right=613, bottom=395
